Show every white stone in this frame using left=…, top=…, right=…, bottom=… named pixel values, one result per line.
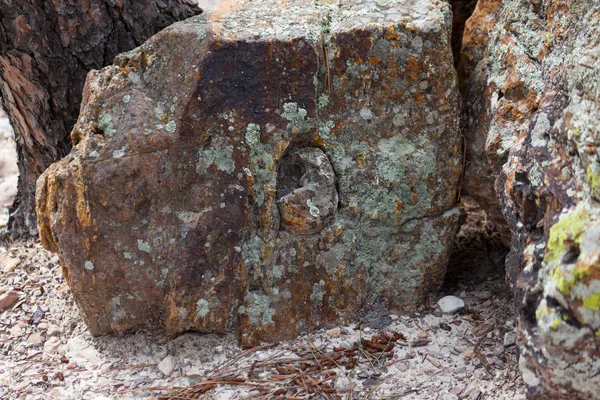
left=503, top=332, right=516, bottom=347
left=158, top=354, right=176, bottom=376
left=437, top=295, right=465, bottom=314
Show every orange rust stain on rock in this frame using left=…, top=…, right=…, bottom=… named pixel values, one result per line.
left=383, top=26, right=400, bottom=41
left=406, top=56, right=419, bottom=81
left=369, top=56, right=380, bottom=66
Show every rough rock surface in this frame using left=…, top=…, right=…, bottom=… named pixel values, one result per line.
left=460, top=0, right=600, bottom=398
left=36, top=0, right=461, bottom=346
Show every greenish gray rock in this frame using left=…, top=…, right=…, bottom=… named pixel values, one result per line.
left=36, top=0, right=461, bottom=347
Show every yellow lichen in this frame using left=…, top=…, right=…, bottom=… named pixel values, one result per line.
left=545, top=208, right=588, bottom=263
left=582, top=292, right=600, bottom=311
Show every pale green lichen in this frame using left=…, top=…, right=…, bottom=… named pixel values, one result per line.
left=281, top=103, right=307, bottom=122
left=98, top=114, right=117, bottom=137
left=196, top=299, right=210, bottom=317
left=122, top=94, right=131, bottom=104
left=273, top=265, right=285, bottom=279
left=88, top=150, right=100, bottom=158
left=307, top=199, right=320, bottom=217
left=311, top=280, right=326, bottom=304
left=245, top=293, right=275, bottom=325
left=123, top=252, right=134, bottom=260
left=318, top=94, right=329, bottom=109
left=137, top=239, right=151, bottom=253
left=165, top=120, right=177, bottom=133
left=245, top=124, right=275, bottom=206
left=84, top=261, right=94, bottom=271
left=196, top=149, right=216, bottom=175
left=157, top=268, right=168, bottom=287
left=318, top=120, right=334, bottom=139
left=214, top=145, right=235, bottom=174
left=245, top=123, right=261, bottom=145
left=112, top=145, right=127, bottom=159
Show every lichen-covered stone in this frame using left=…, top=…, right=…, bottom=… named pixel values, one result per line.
left=36, top=0, right=461, bottom=346
left=460, top=1, right=600, bottom=398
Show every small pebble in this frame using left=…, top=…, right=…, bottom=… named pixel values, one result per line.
left=417, top=330, right=429, bottom=339
left=439, top=322, right=452, bottom=331
left=3, top=257, right=21, bottom=273
left=326, top=327, right=341, bottom=338
left=0, top=290, right=19, bottom=311
left=482, top=300, right=493, bottom=308
left=503, top=332, right=516, bottom=347
left=389, top=314, right=399, bottom=320
left=157, top=355, right=176, bottom=376
left=437, top=296, right=465, bottom=314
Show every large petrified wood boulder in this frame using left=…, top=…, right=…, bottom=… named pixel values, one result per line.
left=460, top=0, right=600, bottom=398
left=36, top=0, right=461, bottom=346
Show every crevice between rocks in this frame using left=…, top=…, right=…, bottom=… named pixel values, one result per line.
left=445, top=0, right=511, bottom=291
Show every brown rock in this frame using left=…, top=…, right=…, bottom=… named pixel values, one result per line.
left=36, top=0, right=462, bottom=346
left=0, top=290, right=19, bottom=311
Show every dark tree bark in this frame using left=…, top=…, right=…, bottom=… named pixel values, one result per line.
left=0, top=0, right=201, bottom=238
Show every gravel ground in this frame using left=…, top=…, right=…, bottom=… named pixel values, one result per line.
left=0, top=239, right=524, bottom=400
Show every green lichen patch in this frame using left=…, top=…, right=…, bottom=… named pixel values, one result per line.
left=196, top=298, right=210, bottom=317
left=214, top=145, right=235, bottom=174
left=244, top=293, right=275, bottom=325
left=245, top=124, right=275, bottom=206
left=551, top=265, right=591, bottom=295
left=165, top=120, right=177, bottom=133
left=587, top=165, right=600, bottom=199
left=545, top=208, right=588, bottom=263
left=98, top=114, right=117, bottom=137
left=137, top=239, right=151, bottom=253
left=583, top=292, right=600, bottom=311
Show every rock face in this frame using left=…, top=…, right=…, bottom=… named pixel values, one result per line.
left=460, top=1, right=600, bottom=398
left=36, top=0, right=461, bottom=346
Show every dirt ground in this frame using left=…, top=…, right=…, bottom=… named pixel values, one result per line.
left=0, top=232, right=524, bottom=400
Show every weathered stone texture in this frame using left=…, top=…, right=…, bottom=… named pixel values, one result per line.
left=460, top=1, right=600, bottom=398
left=36, top=0, right=461, bottom=346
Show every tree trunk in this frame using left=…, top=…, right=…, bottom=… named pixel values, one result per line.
left=0, top=0, right=201, bottom=238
